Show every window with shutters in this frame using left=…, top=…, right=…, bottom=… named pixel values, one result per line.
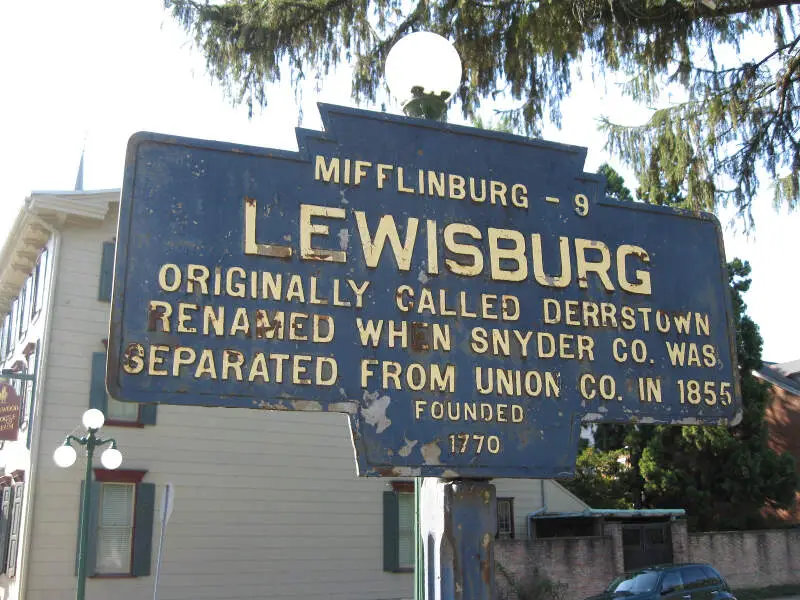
left=383, top=482, right=414, bottom=572
left=496, top=498, right=514, bottom=539
left=0, top=485, right=12, bottom=573
left=77, top=470, right=154, bottom=578
left=90, top=352, right=156, bottom=427
left=5, top=482, right=24, bottom=577
left=96, top=483, right=135, bottom=574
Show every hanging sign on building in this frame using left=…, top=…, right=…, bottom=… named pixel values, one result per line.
left=108, top=104, right=741, bottom=478
left=0, top=382, right=21, bottom=442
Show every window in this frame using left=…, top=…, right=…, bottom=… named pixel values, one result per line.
left=90, top=352, right=156, bottom=426
left=383, top=482, right=414, bottom=572
left=16, top=281, right=28, bottom=340
left=107, top=396, right=140, bottom=422
left=0, top=486, right=11, bottom=570
left=5, top=482, right=23, bottom=577
left=32, top=249, right=48, bottom=318
left=0, top=315, right=8, bottom=358
left=98, top=241, right=115, bottom=302
left=660, top=570, right=683, bottom=593
left=0, top=480, right=25, bottom=577
left=497, top=497, right=514, bottom=539
left=8, top=300, right=18, bottom=352
left=97, top=483, right=135, bottom=574
left=607, top=571, right=659, bottom=594
left=701, top=566, right=723, bottom=587
left=680, top=566, right=713, bottom=590
left=3, top=314, right=11, bottom=357
left=77, top=470, right=154, bottom=577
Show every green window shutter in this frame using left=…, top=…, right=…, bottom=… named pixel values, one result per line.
left=98, top=241, right=115, bottom=302
left=75, top=481, right=100, bottom=577
left=0, top=487, right=12, bottom=573
left=90, top=353, right=108, bottom=414
left=383, top=491, right=399, bottom=572
left=131, top=482, right=155, bottom=576
left=397, top=492, right=414, bottom=568
left=6, top=483, right=24, bottom=577
left=140, top=403, right=157, bottom=425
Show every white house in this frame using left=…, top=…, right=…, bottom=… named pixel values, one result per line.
left=0, top=188, right=588, bottom=600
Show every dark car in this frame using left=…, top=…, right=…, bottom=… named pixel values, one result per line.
left=585, top=563, right=737, bottom=600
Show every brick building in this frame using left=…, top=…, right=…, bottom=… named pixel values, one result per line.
left=755, top=359, right=800, bottom=523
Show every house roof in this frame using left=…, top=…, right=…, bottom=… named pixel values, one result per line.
left=768, top=359, right=800, bottom=380
left=0, top=189, right=119, bottom=315
left=754, top=360, right=800, bottom=396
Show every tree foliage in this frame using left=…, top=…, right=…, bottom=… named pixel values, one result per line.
left=565, top=447, right=639, bottom=510
left=166, top=0, right=800, bottom=222
left=562, top=165, right=798, bottom=531
left=567, top=262, right=798, bottom=530
left=598, top=163, right=634, bottom=203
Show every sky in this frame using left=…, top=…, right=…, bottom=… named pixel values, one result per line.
left=1, top=0, right=798, bottom=363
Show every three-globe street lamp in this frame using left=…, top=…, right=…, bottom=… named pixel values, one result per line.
left=385, top=30, right=464, bottom=600
left=54, top=408, right=123, bottom=600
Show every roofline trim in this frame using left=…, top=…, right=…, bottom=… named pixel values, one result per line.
left=753, top=369, right=800, bottom=396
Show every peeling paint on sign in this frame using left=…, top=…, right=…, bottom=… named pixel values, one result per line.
left=109, top=104, right=741, bottom=478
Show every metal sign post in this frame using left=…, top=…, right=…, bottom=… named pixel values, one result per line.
left=153, top=483, right=174, bottom=600
left=420, top=478, right=496, bottom=599
left=108, top=104, right=742, bottom=599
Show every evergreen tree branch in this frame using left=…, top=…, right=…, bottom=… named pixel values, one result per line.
left=166, top=0, right=800, bottom=219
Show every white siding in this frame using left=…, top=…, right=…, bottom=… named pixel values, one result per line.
left=494, top=479, right=588, bottom=540
left=0, top=232, right=54, bottom=600
left=26, top=211, right=414, bottom=600
left=23, top=203, right=589, bottom=600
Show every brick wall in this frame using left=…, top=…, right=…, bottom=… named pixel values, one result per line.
left=495, top=536, right=620, bottom=599
left=763, top=383, right=800, bottom=523
left=496, top=524, right=800, bottom=598
left=688, top=529, right=800, bottom=589
left=670, top=519, right=689, bottom=563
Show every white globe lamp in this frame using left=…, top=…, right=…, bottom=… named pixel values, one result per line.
left=101, top=447, right=123, bottom=470
left=54, top=444, right=78, bottom=468
left=82, top=408, right=105, bottom=431
left=385, top=31, right=462, bottom=120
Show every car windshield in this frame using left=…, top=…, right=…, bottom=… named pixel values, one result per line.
left=607, top=571, right=660, bottom=594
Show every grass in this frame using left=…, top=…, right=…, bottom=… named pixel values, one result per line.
left=733, top=584, right=800, bottom=599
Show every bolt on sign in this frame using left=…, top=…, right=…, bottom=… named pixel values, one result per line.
left=109, top=105, right=741, bottom=478
left=0, top=383, right=21, bottom=442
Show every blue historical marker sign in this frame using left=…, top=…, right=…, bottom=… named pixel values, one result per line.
left=109, top=104, right=741, bottom=478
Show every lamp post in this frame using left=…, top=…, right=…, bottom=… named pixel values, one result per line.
left=386, top=32, right=497, bottom=600
left=53, top=408, right=123, bottom=600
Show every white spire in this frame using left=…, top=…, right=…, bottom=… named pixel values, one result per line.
left=74, top=147, right=85, bottom=192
